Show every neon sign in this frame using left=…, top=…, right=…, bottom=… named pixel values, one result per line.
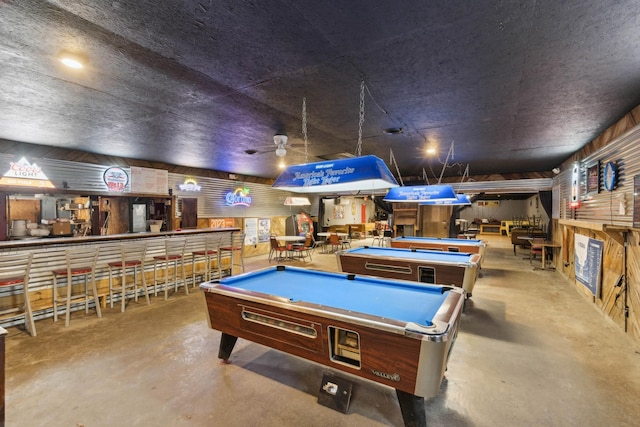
left=178, top=177, right=201, bottom=192
left=0, top=157, right=55, bottom=188
left=225, top=187, right=252, bottom=206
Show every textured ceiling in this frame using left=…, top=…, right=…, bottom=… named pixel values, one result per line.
left=1, top=1, right=639, bottom=183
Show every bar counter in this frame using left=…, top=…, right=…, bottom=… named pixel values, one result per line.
left=0, top=227, right=239, bottom=250
left=0, top=228, right=240, bottom=330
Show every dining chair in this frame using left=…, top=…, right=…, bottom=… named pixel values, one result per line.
left=529, top=237, right=544, bottom=264
left=291, top=235, right=313, bottom=261
left=310, top=234, right=325, bottom=254
left=327, top=233, right=341, bottom=253
left=268, top=236, right=288, bottom=262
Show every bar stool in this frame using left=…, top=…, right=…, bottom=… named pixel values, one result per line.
left=190, top=235, right=221, bottom=286
left=108, top=242, right=150, bottom=312
left=153, top=238, right=187, bottom=299
left=0, top=252, right=36, bottom=336
left=52, top=247, right=102, bottom=327
left=218, top=232, right=246, bottom=276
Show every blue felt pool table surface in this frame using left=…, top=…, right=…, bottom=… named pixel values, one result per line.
left=217, top=266, right=450, bottom=327
left=343, top=245, right=477, bottom=263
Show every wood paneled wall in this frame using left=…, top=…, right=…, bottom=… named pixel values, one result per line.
left=555, top=221, right=639, bottom=344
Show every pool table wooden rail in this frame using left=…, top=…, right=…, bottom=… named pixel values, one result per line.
left=336, top=249, right=482, bottom=295
left=390, top=236, right=486, bottom=259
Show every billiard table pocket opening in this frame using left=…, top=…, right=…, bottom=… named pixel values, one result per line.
left=328, top=326, right=361, bottom=369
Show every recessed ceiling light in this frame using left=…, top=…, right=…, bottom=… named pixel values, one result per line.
left=383, top=127, right=403, bottom=135
left=58, top=50, right=85, bottom=69
left=426, top=147, right=437, bottom=155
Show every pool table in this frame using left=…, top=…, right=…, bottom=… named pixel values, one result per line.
left=391, top=236, right=486, bottom=258
left=336, top=246, right=481, bottom=296
left=200, top=265, right=464, bottom=427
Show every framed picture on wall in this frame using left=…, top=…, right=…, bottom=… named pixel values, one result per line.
left=585, top=161, right=600, bottom=195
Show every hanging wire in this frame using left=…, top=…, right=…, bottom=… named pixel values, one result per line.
left=422, top=168, right=430, bottom=185
left=389, top=148, right=404, bottom=186
left=356, top=79, right=365, bottom=157
left=455, top=164, right=470, bottom=192
left=424, top=139, right=465, bottom=183
left=437, top=141, right=455, bottom=184
left=302, top=97, right=308, bottom=163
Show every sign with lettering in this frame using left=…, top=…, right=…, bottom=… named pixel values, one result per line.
left=178, top=177, right=201, bottom=192
left=209, top=218, right=236, bottom=228
left=0, top=157, right=55, bottom=188
left=272, top=155, right=398, bottom=193
left=103, top=167, right=129, bottom=192
left=574, top=233, right=603, bottom=297
left=225, top=187, right=252, bottom=206
left=384, top=184, right=457, bottom=202
left=130, top=166, right=168, bottom=195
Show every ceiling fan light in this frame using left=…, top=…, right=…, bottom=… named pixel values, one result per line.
left=275, top=147, right=287, bottom=157
left=273, top=134, right=288, bottom=146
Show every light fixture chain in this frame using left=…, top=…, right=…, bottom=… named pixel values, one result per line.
left=356, top=79, right=365, bottom=157
left=302, top=97, right=308, bottom=163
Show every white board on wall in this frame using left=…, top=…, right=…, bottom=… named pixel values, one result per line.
left=130, top=166, right=169, bottom=195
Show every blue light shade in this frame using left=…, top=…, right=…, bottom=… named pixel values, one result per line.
left=272, top=155, right=399, bottom=193
left=419, top=194, right=472, bottom=206
left=383, top=184, right=457, bottom=202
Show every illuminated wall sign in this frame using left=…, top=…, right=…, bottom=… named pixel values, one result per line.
left=225, top=187, right=252, bottom=206
left=103, top=167, right=129, bottom=192
left=570, top=162, right=580, bottom=208
left=0, top=157, right=55, bottom=188
left=178, top=177, right=201, bottom=192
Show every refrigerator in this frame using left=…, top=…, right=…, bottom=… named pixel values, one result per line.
left=131, top=203, right=147, bottom=233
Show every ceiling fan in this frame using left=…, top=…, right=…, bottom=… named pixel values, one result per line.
left=244, top=134, right=304, bottom=157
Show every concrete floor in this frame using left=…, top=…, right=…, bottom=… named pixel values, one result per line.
left=4, top=235, right=640, bottom=426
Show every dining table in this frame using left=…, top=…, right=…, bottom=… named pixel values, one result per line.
left=317, top=232, right=348, bottom=237
left=276, top=235, right=306, bottom=242
left=535, top=241, right=562, bottom=271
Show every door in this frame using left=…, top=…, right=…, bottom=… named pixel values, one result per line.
left=420, top=205, right=452, bottom=237
left=181, top=198, right=198, bottom=229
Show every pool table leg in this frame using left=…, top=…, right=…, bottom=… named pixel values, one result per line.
left=218, top=332, right=238, bottom=362
left=396, top=389, right=426, bottom=427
